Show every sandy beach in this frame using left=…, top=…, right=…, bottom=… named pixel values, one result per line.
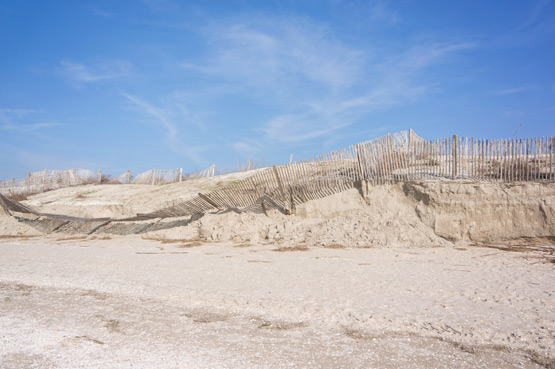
left=1, top=179, right=554, bottom=368
left=1, top=236, right=553, bottom=368
left=2, top=0, right=554, bottom=366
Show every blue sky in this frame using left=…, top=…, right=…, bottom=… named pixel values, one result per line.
left=1, top=0, right=554, bottom=179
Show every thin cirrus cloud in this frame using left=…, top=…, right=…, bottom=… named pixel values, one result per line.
left=122, top=93, right=210, bottom=164
left=0, top=108, right=35, bottom=120
left=0, top=108, right=62, bottom=134
left=184, top=17, right=367, bottom=147
left=229, top=139, right=264, bottom=158
left=122, top=93, right=178, bottom=141
left=495, top=85, right=538, bottom=96
left=263, top=41, right=476, bottom=143
left=0, top=122, right=63, bottom=133
left=515, top=0, right=552, bottom=32
left=184, top=17, right=476, bottom=149
left=60, top=60, right=132, bottom=84
left=186, top=17, right=366, bottom=92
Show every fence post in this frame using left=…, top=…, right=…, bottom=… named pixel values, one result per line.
left=272, top=166, right=289, bottom=214
left=452, top=135, right=458, bottom=180
left=247, top=160, right=251, bottom=171
left=98, top=169, right=102, bottom=184
left=178, top=168, right=183, bottom=182
left=127, top=170, right=131, bottom=184
left=289, top=154, right=293, bottom=165
left=355, top=144, right=365, bottom=181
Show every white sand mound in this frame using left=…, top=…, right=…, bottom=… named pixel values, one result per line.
left=19, top=170, right=262, bottom=218
left=145, top=186, right=452, bottom=248
left=146, top=182, right=555, bottom=248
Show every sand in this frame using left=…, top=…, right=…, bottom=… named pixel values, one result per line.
left=0, top=237, right=553, bottom=368
left=2, top=180, right=553, bottom=249
left=0, top=179, right=554, bottom=367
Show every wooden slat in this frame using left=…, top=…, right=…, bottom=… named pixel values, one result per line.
left=549, top=136, right=553, bottom=181
left=198, top=192, right=220, bottom=209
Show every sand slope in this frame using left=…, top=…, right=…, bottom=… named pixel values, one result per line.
left=0, top=180, right=552, bottom=248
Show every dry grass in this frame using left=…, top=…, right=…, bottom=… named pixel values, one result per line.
left=183, top=311, right=229, bottom=323
left=474, top=238, right=555, bottom=264
left=55, top=236, right=88, bottom=241
left=89, top=236, right=112, bottom=240
left=273, top=245, right=309, bottom=252
left=0, top=235, right=39, bottom=240
left=474, top=237, right=555, bottom=252
left=142, top=237, right=202, bottom=244
left=233, top=243, right=252, bottom=248
left=74, top=336, right=104, bottom=345
left=175, top=241, right=203, bottom=248
left=5, top=193, right=28, bottom=201
left=257, top=320, right=307, bottom=330
left=324, top=243, right=346, bottom=249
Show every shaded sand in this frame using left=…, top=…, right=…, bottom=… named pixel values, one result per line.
left=0, top=238, right=553, bottom=368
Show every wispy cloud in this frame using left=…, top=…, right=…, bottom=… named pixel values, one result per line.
left=122, top=93, right=209, bottom=164
left=505, top=0, right=555, bottom=43
left=92, top=9, right=115, bottom=18
left=338, top=0, right=400, bottom=25
left=0, top=108, right=35, bottom=119
left=395, top=42, right=476, bottom=71
left=262, top=112, right=352, bottom=143
left=140, top=0, right=181, bottom=13
left=516, top=0, right=551, bottom=32
left=229, top=139, right=264, bottom=157
left=1, top=122, right=62, bottom=133
left=495, top=85, right=538, bottom=95
left=0, top=108, right=62, bottom=133
left=260, top=41, right=474, bottom=143
left=16, top=149, right=105, bottom=173
left=188, top=17, right=366, bottom=92
left=181, top=16, right=474, bottom=149
left=122, top=93, right=177, bottom=140
left=61, top=60, right=132, bottom=84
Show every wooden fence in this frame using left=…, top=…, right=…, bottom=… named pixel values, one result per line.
left=0, top=165, right=217, bottom=197
left=138, top=132, right=554, bottom=219
left=3, top=131, right=554, bottom=222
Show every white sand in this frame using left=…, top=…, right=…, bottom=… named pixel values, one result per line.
left=18, top=170, right=263, bottom=218
left=0, top=237, right=553, bottom=368
left=1, top=179, right=554, bottom=367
